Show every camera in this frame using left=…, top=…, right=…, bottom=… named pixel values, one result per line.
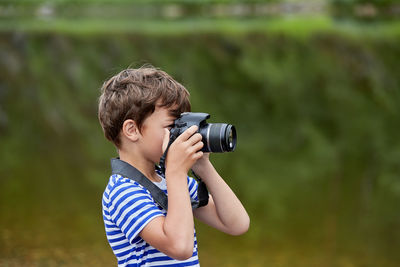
left=170, top=112, right=237, bottom=153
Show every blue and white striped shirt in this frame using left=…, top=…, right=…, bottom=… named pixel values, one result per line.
left=102, top=171, right=200, bottom=266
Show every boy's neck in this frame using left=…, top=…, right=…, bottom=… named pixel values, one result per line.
left=118, top=151, right=161, bottom=183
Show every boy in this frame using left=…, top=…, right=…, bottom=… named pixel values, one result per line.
left=98, top=66, right=249, bottom=266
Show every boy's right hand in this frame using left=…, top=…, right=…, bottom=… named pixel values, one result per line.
left=164, top=125, right=204, bottom=176
left=141, top=127, right=200, bottom=260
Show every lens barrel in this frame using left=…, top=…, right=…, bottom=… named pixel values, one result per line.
left=199, top=123, right=237, bottom=153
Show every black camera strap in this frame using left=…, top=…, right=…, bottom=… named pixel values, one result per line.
left=111, top=158, right=208, bottom=211
left=190, top=170, right=210, bottom=209
left=111, top=158, right=168, bottom=210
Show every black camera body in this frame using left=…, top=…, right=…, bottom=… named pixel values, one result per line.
left=170, top=112, right=237, bottom=153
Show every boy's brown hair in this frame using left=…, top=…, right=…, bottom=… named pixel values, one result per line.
left=98, top=66, right=191, bottom=148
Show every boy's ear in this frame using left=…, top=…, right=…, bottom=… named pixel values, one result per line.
left=122, top=119, right=140, bottom=142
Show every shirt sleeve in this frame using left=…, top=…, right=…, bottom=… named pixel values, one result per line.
left=108, top=181, right=164, bottom=244
left=187, top=176, right=199, bottom=202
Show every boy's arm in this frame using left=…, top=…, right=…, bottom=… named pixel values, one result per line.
left=139, top=172, right=194, bottom=260
left=139, top=126, right=203, bottom=260
left=192, top=155, right=250, bottom=235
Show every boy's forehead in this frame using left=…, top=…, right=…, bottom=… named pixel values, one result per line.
left=155, top=104, right=178, bottom=119
left=166, top=107, right=180, bottom=119
left=155, top=102, right=180, bottom=117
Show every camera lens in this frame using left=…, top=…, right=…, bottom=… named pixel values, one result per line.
left=225, top=125, right=236, bottom=151
left=200, top=123, right=237, bottom=153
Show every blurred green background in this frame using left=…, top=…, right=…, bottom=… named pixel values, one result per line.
left=1, top=0, right=400, bottom=266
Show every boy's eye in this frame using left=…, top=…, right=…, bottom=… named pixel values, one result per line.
left=165, top=123, right=174, bottom=130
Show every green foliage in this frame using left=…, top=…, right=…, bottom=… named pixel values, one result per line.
left=331, top=0, right=400, bottom=21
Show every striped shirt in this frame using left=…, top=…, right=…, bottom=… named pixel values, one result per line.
left=102, top=171, right=200, bottom=266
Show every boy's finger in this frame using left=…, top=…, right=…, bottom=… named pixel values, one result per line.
left=177, top=125, right=198, bottom=141
left=187, top=133, right=202, bottom=146
left=191, top=140, right=204, bottom=152
left=194, top=151, right=204, bottom=160
left=162, top=129, right=170, bottom=152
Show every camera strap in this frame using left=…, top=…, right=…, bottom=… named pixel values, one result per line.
left=110, top=158, right=208, bottom=211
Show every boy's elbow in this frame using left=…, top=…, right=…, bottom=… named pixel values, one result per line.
left=228, top=216, right=250, bottom=236
left=172, top=249, right=194, bottom=261
left=169, top=240, right=194, bottom=260
left=231, top=226, right=249, bottom=236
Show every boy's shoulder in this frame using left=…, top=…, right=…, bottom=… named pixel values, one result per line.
left=103, top=174, right=152, bottom=203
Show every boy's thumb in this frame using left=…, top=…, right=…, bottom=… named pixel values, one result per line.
left=162, top=129, right=170, bottom=153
